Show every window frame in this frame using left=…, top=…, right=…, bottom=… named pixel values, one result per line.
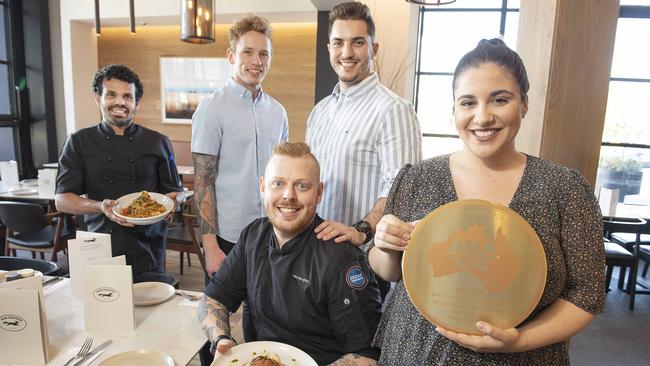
left=0, top=0, right=18, bottom=125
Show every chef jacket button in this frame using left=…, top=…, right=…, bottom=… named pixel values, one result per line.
left=344, top=298, right=350, bottom=305
left=109, top=179, right=114, bottom=184
left=105, top=136, right=110, bottom=141
left=130, top=180, right=135, bottom=184
left=129, top=159, right=134, bottom=163
left=107, top=157, right=113, bottom=162
left=128, top=137, right=134, bottom=141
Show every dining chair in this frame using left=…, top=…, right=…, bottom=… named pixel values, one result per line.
left=602, top=216, right=648, bottom=310
left=166, top=213, right=206, bottom=276
left=0, top=256, right=60, bottom=276
left=0, top=201, right=73, bottom=262
left=608, top=218, right=650, bottom=279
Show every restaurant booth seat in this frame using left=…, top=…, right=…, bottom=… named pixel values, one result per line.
left=603, top=216, right=648, bottom=310
left=0, top=201, right=74, bottom=262
left=0, top=255, right=60, bottom=276
left=166, top=213, right=206, bottom=276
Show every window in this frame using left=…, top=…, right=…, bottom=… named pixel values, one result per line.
left=595, top=5, right=650, bottom=206
left=413, top=0, right=519, bottom=158
left=0, top=0, right=15, bottom=123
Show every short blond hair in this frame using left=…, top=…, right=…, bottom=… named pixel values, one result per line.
left=271, top=142, right=320, bottom=177
left=229, top=15, right=272, bottom=51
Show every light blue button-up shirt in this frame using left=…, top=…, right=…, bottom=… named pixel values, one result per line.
left=191, top=77, right=288, bottom=242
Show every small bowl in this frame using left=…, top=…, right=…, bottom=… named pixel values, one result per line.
left=112, top=192, right=174, bottom=226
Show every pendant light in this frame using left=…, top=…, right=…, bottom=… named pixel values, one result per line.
left=181, top=0, right=215, bottom=44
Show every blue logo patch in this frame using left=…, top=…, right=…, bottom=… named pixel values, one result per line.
left=346, top=265, right=367, bottom=290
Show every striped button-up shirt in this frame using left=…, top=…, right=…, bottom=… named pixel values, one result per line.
left=306, top=73, right=422, bottom=225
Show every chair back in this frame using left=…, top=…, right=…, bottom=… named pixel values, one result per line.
left=602, top=216, right=647, bottom=239
left=0, top=201, right=48, bottom=234
left=0, top=256, right=60, bottom=275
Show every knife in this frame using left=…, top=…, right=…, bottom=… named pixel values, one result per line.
left=71, top=340, right=113, bottom=366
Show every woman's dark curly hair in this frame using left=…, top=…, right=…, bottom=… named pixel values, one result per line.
left=91, top=64, right=144, bottom=103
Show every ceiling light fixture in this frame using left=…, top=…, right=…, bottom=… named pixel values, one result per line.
left=94, top=0, right=101, bottom=35
left=181, top=0, right=215, bottom=44
left=129, top=0, right=135, bottom=34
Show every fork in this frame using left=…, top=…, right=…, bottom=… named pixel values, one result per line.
left=63, top=337, right=93, bottom=366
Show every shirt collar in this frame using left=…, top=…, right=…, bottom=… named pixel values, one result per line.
left=98, top=121, right=138, bottom=137
left=227, top=77, right=265, bottom=103
left=331, top=72, right=379, bottom=99
left=270, top=215, right=322, bottom=255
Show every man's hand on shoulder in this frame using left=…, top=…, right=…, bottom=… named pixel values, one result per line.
left=314, top=220, right=365, bottom=246
left=99, top=199, right=135, bottom=227
left=328, top=353, right=377, bottom=366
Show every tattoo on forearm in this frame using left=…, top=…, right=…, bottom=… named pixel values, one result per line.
left=199, top=297, right=231, bottom=342
left=192, top=153, right=218, bottom=235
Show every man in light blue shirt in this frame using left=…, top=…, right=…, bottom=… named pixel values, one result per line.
left=192, top=16, right=288, bottom=276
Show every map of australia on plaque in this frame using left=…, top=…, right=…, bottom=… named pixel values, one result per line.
left=427, top=225, right=518, bottom=293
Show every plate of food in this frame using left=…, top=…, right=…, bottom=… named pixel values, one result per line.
left=98, top=349, right=174, bottom=366
left=132, top=281, right=175, bottom=306
left=211, top=341, right=317, bottom=366
left=113, top=191, right=174, bottom=225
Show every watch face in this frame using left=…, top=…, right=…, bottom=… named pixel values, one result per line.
left=354, top=220, right=372, bottom=234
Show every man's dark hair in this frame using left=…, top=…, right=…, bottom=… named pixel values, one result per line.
left=328, top=1, right=375, bottom=41
left=452, top=38, right=529, bottom=102
left=92, top=64, right=144, bottom=103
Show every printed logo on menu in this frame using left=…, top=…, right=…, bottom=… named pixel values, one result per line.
left=345, top=265, right=367, bottom=290
left=93, top=287, right=120, bottom=302
left=0, top=314, right=27, bottom=332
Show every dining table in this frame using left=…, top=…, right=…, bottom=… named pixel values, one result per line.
left=1, top=278, right=208, bottom=366
left=0, top=180, right=55, bottom=201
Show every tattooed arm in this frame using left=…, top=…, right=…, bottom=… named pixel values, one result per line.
left=193, top=152, right=226, bottom=276
left=328, top=353, right=377, bottom=366
left=198, top=295, right=235, bottom=355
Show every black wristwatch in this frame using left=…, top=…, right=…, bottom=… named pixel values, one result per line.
left=353, top=220, right=373, bottom=244
left=210, top=334, right=236, bottom=354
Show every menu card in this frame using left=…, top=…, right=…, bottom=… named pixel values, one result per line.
left=82, top=255, right=135, bottom=331
left=0, top=160, right=19, bottom=187
left=0, top=276, right=50, bottom=364
left=68, top=231, right=112, bottom=299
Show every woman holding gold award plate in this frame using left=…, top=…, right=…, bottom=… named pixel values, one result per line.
left=369, top=38, right=604, bottom=365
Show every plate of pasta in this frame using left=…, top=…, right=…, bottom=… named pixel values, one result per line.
left=113, top=191, right=174, bottom=225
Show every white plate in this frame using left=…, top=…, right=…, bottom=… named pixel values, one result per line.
left=211, top=341, right=317, bottom=366
left=20, top=179, right=39, bottom=187
left=133, top=281, right=175, bottom=306
left=7, top=188, right=38, bottom=196
left=112, top=192, right=174, bottom=226
left=99, top=349, right=174, bottom=366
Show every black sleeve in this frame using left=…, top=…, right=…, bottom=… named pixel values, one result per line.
left=204, top=227, right=249, bottom=313
left=56, top=134, right=86, bottom=195
left=327, top=249, right=382, bottom=360
left=157, top=135, right=183, bottom=193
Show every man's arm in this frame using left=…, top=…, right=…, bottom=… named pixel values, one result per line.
left=55, top=192, right=134, bottom=227
left=192, top=152, right=226, bottom=276
left=314, top=198, right=386, bottom=247
left=197, top=295, right=236, bottom=355
left=329, top=353, right=376, bottom=366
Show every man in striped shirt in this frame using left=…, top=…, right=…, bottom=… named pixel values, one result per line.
left=306, top=1, right=422, bottom=249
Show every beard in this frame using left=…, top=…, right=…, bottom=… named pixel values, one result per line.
left=266, top=203, right=316, bottom=241
left=101, top=104, right=134, bottom=128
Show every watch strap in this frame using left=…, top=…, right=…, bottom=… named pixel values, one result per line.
left=210, top=334, right=236, bottom=354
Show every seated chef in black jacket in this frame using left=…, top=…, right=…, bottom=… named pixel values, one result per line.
left=198, top=142, right=382, bottom=366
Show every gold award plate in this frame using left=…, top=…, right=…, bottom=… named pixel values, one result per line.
left=402, top=199, right=547, bottom=335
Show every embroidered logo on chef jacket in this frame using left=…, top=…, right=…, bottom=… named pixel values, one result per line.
left=345, top=265, right=367, bottom=290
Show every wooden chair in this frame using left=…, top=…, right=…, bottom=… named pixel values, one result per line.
left=608, top=218, right=650, bottom=279
left=603, top=216, right=647, bottom=310
left=166, top=214, right=206, bottom=276
left=0, top=201, right=72, bottom=262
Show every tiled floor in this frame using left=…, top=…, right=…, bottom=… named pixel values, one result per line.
left=12, top=250, right=650, bottom=365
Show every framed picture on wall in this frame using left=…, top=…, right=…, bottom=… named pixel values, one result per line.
left=160, top=57, right=230, bottom=124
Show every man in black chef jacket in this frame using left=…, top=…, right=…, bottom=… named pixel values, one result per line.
left=198, top=142, right=382, bottom=365
left=55, top=64, right=182, bottom=284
